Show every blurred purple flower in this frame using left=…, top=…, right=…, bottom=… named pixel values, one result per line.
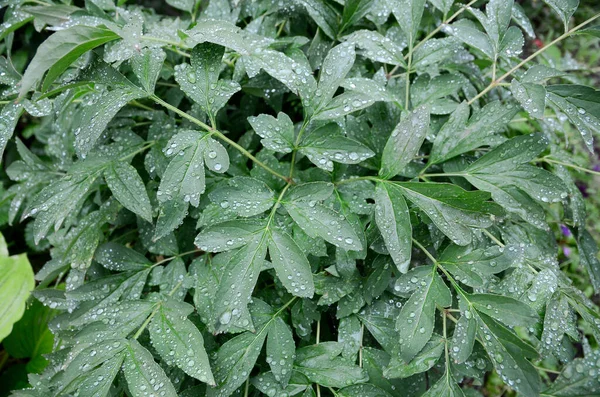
left=593, top=164, right=600, bottom=172
left=560, top=224, right=571, bottom=237
left=563, top=246, right=571, bottom=257
left=576, top=181, right=589, bottom=197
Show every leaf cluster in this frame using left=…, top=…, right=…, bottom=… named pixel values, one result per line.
left=1, top=0, right=600, bottom=396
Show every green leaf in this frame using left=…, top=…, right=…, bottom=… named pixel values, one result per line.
left=468, top=293, right=539, bottom=328
left=474, top=312, right=540, bottom=396
left=429, top=0, right=454, bottom=14
left=24, top=172, right=100, bottom=243
left=55, top=339, right=128, bottom=395
left=577, top=24, right=600, bottom=38
left=74, top=87, right=145, bottom=157
left=212, top=234, right=268, bottom=333
left=522, top=65, right=565, bottom=83
left=542, top=0, right=579, bottom=31
left=412, top=38, right=463, bottom=70
left=410, top=74, right=466, bottom=112
left=19, top=25, right=120, bottom=97
left=357, top=299, right=400, bottom=354
left=131, top=47, right=166, bottom=93
left=248, top=112, right=295, bottom=154
left=362, top=347, right=419, bottom=396
left=175, top=43, right=241, bottom=126
left=421, top=367, right=466, bottom=397
left=449, top=306, right=477, bottom=364
left=104, top=162, right=153, bottom=223
left=511, top=80, right=546, bottom=119
left=309, top=42, right=356, bottom=116
left=392, top=0, right=427, bottom=43
left=396, top=271, right=451, bottom=361
left=499, top=26, right=524, bottom=58
left=149, top=298, right=215, bottom=385
left=70, top=300, right=155, bottom=330
left=464, top=134, right=567, bottom=210
left=286, top=181, right=334, bottom=203
left=291, top=298, right=320, bottom=338
left=209, top=314, right=273, bottom=397
left=385, top=334, right=444, bottom=378
left=338, top=315, right=362, bottom=359
left=547, top=84, right=600, bottom=152
left=252, top=371, right=310, bottom=396
left=283, top=201, right=363, bottom=251
left=294, top=342, right=368, bottom=388
left=542, top=349, right=600, bottom=396
left=267, top=317, right=296, bottom=387
left=123, top=339, right=178, bottom=397
left=439, top=244, right=521, bottom=276
left=0, top=10, right=33, bottom=42
left=374, top=182, right=412, bottom=273
left=575, top=229, right=600, bottom=293
left=512, top=3, right=535, bottom=38
left=342, top=78, right=396, bottom=103
left=0, top=103, right=24, bottom=161
left=195, top=220, right=267, bottom=252
left=485, top=0, right=515, bottom=48
left=430, top=101, right=519, bottom=164
left=156, top=129, right=228, bottom=238
left=380, top=105, right=430, bottom=178
left=338, top=384, right=393, bottom=397
left=341, top=0, right=373, bottom=33
left=268, top=228, right=315, bottom=298
left=540, top=292, right=577, bottom=359
left=166, top=0, right=195, bottom=13
left=245, top=47, right=317, bottom=100
left=345, top=30, right=406, bottom=67
left=95, top=242, right=152, bottom=271
left=299, top=124, right=375, bottom=171
left=75, top=353, right=125, bottom=397
left=446, top=19, right=494, bottom=59
left=158, top=130, right=224, bottom=205
left=209, top=177, right=274, bottom=217
left=314, top=87, right=388, bottom=120
left=294, top=0, right=340, bottom=40
left=395, top=182, right=503, bottom=246
left=2, top=299, right=56, bottom=373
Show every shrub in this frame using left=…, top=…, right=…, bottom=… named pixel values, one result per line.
left=2, top=0, right=600, bottom=396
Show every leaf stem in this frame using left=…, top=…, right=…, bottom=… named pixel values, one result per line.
left=335, top=175, right=381, bottom=186
left=24, top=0, right=51, bottom=5
left=289, top=118, right=311, bottom=179
left=266, top=182, right=292, bottom=229
left=405, top=39, right=413, bottom=110
left=482, top=229, right=505, bottom=248
left=443, top=307, right=449, bottom=373
left=388, top=0, right=478, bottom=77
left=150, top=95, right=290, bottom=183
left=140, top=36, right=189, bottom=50
left=129, top=100, right=155, bottom=112
left=540, top=157, right=600, bottom=176
left=359, top=323, right=364, bottom=368
left=243, top=378, right=250, bottom=397
left=468, top=12, right=600, bottom=105
left=117, top=141, right=156, bottom=163
left=420, top=172, right=466, bottom=178
left=133, top=304, right=160, bottom=339
left=133, top=280, right=184, bottom=339
left=413, top=238, right=465, bottom=295
left=153, top=248, right=203, bottom=267
left=534, top=365, right=561, bottom=375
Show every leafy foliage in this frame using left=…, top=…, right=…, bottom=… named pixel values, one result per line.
left=1, top=0, right=600, bottom=396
